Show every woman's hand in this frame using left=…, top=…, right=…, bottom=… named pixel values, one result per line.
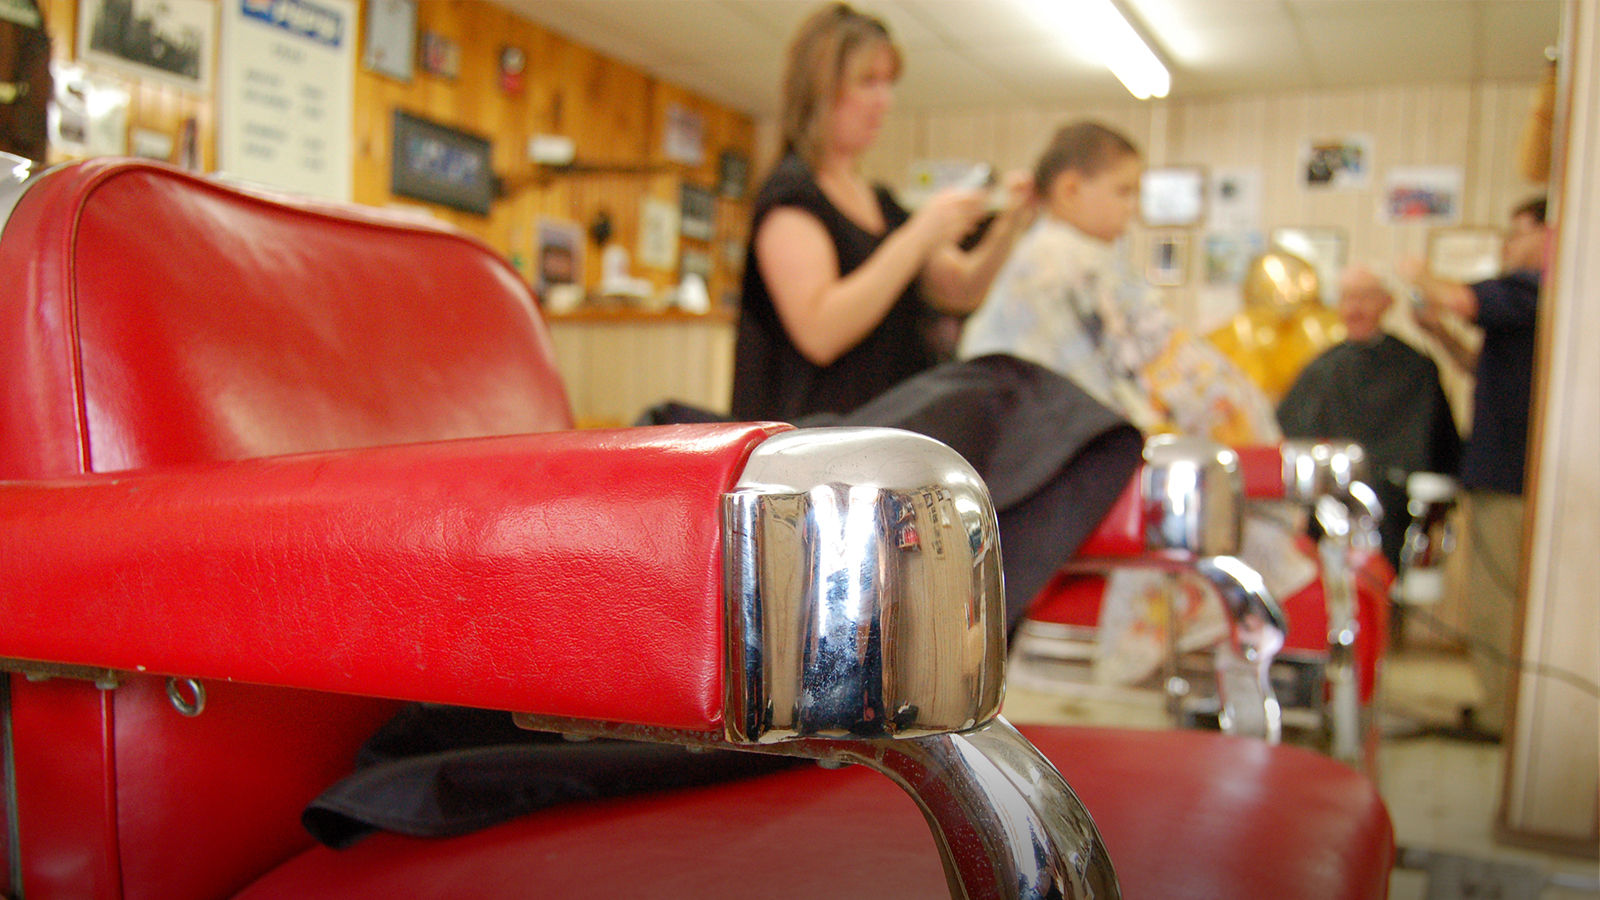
left=996, top=169, right=1039, bottom=228
left=918, top=171, right=1036, bottom=315
left=908, top=186, right=991, bottom=249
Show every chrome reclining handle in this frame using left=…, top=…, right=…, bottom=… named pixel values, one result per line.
left=1143, top=436, right=1287, bottom=744
left=720, top=427, right=1118, bottom=900
left=1278, top=439, right=1383, bottom=763
left=1280, top=439, right=1383, bottom=553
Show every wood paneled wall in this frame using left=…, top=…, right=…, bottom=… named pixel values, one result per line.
left=38, top=0, right=755, bottom=305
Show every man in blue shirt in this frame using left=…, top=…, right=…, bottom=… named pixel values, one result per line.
left=1401, top=197, right=1549, bottom=739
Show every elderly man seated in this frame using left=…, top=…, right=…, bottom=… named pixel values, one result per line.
left=1276, top=265, right=1462, bottom=570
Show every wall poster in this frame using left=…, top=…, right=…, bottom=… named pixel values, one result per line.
left=77, top=0, right=215, bottom=93
left=218, top=0, right=355, bottom=201
left=1300, top=135, right=1372, bottom=190
left=1383, top=166, right=1463, bottom=225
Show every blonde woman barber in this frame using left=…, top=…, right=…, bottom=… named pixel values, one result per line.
left=731, top=2, right=1034, bottom=421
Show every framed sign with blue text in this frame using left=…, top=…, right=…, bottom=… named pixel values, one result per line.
left=390, top=110, right=494, bottom=215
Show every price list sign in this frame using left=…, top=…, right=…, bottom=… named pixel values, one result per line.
left=219, top=0, right=355, bottom=201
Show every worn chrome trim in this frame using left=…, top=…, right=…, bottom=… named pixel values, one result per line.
left=1144, top=437, right=1285, bottom=741
left=0, top=152, right=37, bottom=239
left=1314, top=499, right=1363, bottom=762
left=1142, top=435, right=1242, bottom=558
left=1280, top=440, right=1386, bottom=762
left=1283, top=439, right=1383, bottom=552
left=723, top=427, right=1005, bottom=744
left=1196, top=556, right=1285, bottom=743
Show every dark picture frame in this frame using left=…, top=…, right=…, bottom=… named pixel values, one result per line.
left=78, top=0, right=215, bottom=93
left=718, top=149, right=749, bottom=200
left=1146, top=230, right=1189, bottom=287
left=680, top=181, right=716, bottom=241
left=390, top=110, right=494, bottom=216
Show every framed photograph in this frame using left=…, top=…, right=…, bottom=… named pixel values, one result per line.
left=718, top=149, right=749, bottom=200
left=680, top=182, right=715, bottom=242
left=1427, top=226, right=1502, bottom=283
left=362, top=0, right=416, bottom=82
left=418, top=30, right=460, bottom=78
left=536, top=218, right=584, bottom=297
left=1270, top=226, right=1347, bottom=306
left=78, top=0, right=215, bottom=93
left=1300, top=135, right=1372, bottom=189
left=1141, top=166, right=1205, bottom=227
left=1384, top=166, right=1463, bottom=224
left=663, top=104, right=704, bottom=166
left=1203, top=230, right=1265, bottom=287
left=390, top=110, right=494, bottom=216
left=1146, top=230, right=1189, bottom=287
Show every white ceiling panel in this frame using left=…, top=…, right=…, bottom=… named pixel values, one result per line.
left=1299, top=8, right=1481, bottom=85
left=892, top=44, right=1027, bottom=107
left=492, top=0, right=1563, bottom=114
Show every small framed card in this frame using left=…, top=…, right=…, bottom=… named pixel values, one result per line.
left=362, top=0, right=416, bottom=82
left=1427, top=226, right=1502, bottom=283
left=1146, top=230, right=1190, bottom=287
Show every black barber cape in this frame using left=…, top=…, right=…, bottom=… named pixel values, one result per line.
left=1277, top=334, right=1461, bottom=568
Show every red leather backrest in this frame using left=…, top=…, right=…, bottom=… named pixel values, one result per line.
left=0, top=159, right=576, bottom=900
left=0, top=158, right=573, bottom=479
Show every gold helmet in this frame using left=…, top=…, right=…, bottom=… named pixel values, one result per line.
left=1241, top=250, right=1320, bottom=322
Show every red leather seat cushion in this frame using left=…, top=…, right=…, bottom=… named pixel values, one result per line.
left=232, top=724, right=1392, bottom=900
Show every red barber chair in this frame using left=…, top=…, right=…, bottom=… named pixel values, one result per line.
left=1016, top=440, right=1394, bottom=769
left=0, top=157, right=1393, bottom=900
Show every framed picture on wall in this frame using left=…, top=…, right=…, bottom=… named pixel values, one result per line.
left=77, top=0, right=215, bottom=93
left=1300, top=135, right=1372, bottom=189
left=1146, top=230, right=1190, bottom=287
left=1427, top=226, right=1502, bottom=283
left=390, top=110, right=494, bottom=216
left=536, top=218, right=584, bottom=298
left=362, top=0, right=417, bottom=82
left=1141, top=167, right=1205, bottom=227
left=680, top=182, right=716, bottom=241
left=718, top=150, right=749, bottom=200
left=1270, top=226, right=1346, bottom=306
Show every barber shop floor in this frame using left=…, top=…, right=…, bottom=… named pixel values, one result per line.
left=1001, top=645, right=1600, bottom=900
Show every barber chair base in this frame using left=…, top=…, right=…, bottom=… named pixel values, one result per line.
left=232, top=725, right=1393, bottom=900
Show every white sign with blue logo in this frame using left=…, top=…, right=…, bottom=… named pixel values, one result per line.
left=219, top=0, right=355, bottom=201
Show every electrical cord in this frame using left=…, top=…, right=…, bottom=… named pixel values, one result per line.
left=1394, top=602, right=1600, bottom=699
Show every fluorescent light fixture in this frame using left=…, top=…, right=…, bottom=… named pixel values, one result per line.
left=1021, top=0, right=1171, bottom=100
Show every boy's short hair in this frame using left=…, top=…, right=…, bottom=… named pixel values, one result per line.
left=1034, top=121, right=1140, bottom=194
left=1513, top=196, right=1547, bottom=225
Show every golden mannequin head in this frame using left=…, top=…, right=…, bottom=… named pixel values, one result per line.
left=1241, top=251, right=1321, bottom=323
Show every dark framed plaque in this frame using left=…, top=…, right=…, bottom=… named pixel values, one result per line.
left=390, top=110, right=493, bottom=215
left=717, top=149, right=749, bottom=200
left=680, top=181, right=715, bottom=241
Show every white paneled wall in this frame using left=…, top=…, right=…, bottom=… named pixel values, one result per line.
left=860, top=81, right=1542, bottom=331
left=853, top=80, right=1542, bottom=424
